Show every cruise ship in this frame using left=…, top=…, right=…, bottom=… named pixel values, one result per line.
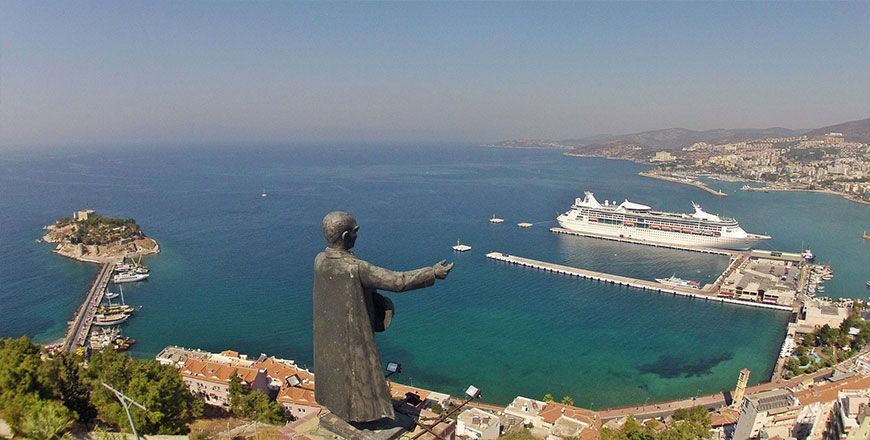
left=556, top=191, right=770, bottom=250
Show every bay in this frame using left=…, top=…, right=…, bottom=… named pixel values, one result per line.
left=1, top=144, right=868, bottom=408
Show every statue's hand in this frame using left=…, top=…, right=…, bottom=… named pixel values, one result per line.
left=433, top=259, right=454, bottom=279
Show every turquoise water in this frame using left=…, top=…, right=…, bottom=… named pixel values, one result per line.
left=1, top=144, right=868, bottom=408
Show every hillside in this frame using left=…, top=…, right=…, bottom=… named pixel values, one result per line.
left=803, top=118, right=870, bottom=143
left=570, top=127, right=798, bottom=152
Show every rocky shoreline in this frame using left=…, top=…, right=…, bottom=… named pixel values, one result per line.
left=41, top=218, right=160, bottom=264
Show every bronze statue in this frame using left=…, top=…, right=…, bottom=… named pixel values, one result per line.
left=313, top=211, right=453, bottom=424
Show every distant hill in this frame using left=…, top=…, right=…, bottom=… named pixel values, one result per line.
left=492, top=117, right=869, bottom=153
left=569, top=127, right=798, bottom=152
left=803, top=118, right=870, bottom=143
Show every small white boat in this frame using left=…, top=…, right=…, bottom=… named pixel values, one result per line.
left=655, top=275, right=700, bottom=289
left=105, top=291, right=119, bottom=300
left=261, top=189, right=267, bottom=197
left=489, top=214, right=504, bottom=223
left=114, top=263, right=135, bottom=272
left=113, top=272, right=149, bottom=283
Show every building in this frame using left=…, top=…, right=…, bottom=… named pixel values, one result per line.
left=651, top=151, right=675, bottom=162
left=253, top=357, right=321, bottom=418
left=178, top=357, right=269, bottom=407
left=797, top=301, right=850, bottom=332
left=504, top=396, right=547, bottom=425
left=734, top=389, right=796, bottom=439
left=75, top=209, right=96, bottom=221
left=457, top=408, right=502, bottom=439
left=825, top=133, right=845, bottom=145
left=537, top=402, right=601, bottom=440
left=824, top=390, right=870, bottom=439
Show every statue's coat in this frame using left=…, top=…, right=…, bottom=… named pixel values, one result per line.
left=313, top=247, right=435, bottom=422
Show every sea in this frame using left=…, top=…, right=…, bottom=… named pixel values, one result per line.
left=1, top=143, right=869, bottom=409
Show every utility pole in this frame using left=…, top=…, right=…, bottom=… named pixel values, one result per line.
left=102, top=382, right=147, bottom=440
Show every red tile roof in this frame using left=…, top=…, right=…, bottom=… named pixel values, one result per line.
left=793, top=375, right=870, bottom=407
left=179, top=358, right=262, bottom=384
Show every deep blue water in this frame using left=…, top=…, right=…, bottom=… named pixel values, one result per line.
left=2, top=144, right=868, bottom=408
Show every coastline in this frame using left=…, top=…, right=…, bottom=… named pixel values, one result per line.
left=744, top=186, right=870, bottom=206
left=559, top=149, right=870, bottom=206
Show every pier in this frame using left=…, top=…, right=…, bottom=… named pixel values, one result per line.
left=550, top=227, right=735, bottom=257
left=62, top=263, right=113, bottom=353
left=486, top=252, right=792, bottom=312
left=639, top=172, right=727, bottom=196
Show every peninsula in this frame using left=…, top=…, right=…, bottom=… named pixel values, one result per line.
left=489, top=117, right=870, bottom=205
left=41, top=209, right=159, bottom=264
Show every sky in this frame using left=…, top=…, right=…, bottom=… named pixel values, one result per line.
left=1, top=1, right=869, bottom=148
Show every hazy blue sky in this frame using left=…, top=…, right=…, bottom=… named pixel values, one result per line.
left=1, top=1, right=868, bottom=147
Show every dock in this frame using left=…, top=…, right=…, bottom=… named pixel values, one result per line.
left=486, top=252, right=792, bottom=312
left=639, top=172, right=727, bottom=196
left=62, top=263, right=113, bottom=353
left=550, top=227, right=735, bottom=256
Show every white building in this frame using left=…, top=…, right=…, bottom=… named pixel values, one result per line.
left=504, top=396, right=547, bottom=425
left=457, top=408, right=501, bottom=439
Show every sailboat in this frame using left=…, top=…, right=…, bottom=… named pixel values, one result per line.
left=863, top=230, right=869, bottom=240
left=261, top=189, right=267, bottom=197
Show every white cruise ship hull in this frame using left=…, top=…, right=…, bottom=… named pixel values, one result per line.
left=557, top=217, right=766, bottom=250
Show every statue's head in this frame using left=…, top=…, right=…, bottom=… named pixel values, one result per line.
left=322, top=211, right=358, bottom=250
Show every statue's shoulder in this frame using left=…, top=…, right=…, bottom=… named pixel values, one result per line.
left=319, top=248, right=361, bottom=265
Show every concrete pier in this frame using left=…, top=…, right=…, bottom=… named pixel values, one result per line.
left=639, top=172, right=728, bottom=196
left=486, top=252, right=792, bottom=312
left=550, top=227, right=736, bottom=257
left=62, top=263, right=113, bottom=353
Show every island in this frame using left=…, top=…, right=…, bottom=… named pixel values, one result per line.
left=41, top=209, right=159, bottom=263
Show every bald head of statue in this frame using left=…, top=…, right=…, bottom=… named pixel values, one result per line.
left=322, top=211, right=359, bottom=250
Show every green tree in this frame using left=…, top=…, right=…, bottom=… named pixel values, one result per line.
left=85, top=349, right=198, bottom=434
left=542, top=393, right=554, bottom=402
left=18, top=400, right=74, bottom=440
left=561, top=396, right=574, bottom=406
left=38, top=351, right=97, bottom=422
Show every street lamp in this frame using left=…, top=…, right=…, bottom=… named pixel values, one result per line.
left=385, top=361, right=402, bottom=378
left=102, top=382, right=147, bottom=440
left=410, top=384, right=483, bottom=440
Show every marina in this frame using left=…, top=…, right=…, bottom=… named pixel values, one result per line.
left=486, top=252, right=792, bottom=311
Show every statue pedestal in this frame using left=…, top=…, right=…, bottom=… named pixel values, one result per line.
left=319, top=412, right=415, bottom=440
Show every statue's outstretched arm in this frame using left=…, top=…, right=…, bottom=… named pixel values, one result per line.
left=358, top=260, right=435, bottom=292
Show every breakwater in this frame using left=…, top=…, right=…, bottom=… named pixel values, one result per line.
left=486, top=252, right=792, bottom=312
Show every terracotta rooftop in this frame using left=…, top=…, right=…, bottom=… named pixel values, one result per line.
left=277, top=384, right=319, bottom=408
left=793, top=375, right=870, bottom=407
left=710, top=408, right=740, bottom=427
left=539, top=402, right=601, bottom=440
left=179, top=358, right=262, bottom=384
left=539, top=402, right=600, bottom=428
left=254, top=357, right=315, bottom=384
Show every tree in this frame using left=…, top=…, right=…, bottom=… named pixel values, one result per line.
left=561, top=396, right=574, bottom=406
left=227, top=372, right=288, bottom=424
left=84, top=349, right=198, bottom=434
left=542, top=393, right=554, bottom=402
left=38, top=351, right=97, bottom=422
left=17, top=400, right=74, bottom=440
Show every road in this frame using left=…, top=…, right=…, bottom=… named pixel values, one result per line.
left=62, top=263, right=112, bottom=353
